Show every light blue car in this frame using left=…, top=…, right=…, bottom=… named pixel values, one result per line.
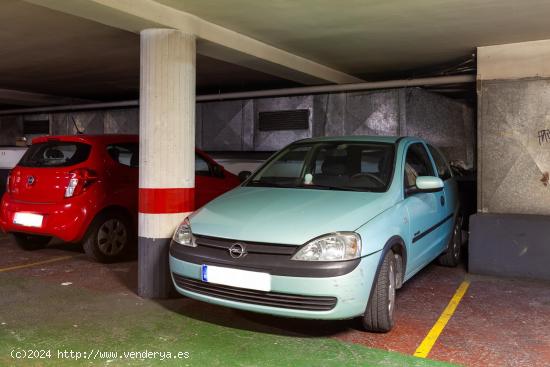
left=169, top=136, right=462, bottom=332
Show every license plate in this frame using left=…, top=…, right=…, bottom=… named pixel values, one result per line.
left=13, top=212, right=43, bottom=228
left=201, top=264, right=271, bottom=292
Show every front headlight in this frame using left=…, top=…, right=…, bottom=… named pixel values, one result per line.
left=291, top=232, right=361, bottom=261
left=172, top=217, right=196, bottom=247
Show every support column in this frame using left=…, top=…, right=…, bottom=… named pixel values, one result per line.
left=470, top=39, right=550, bottom=281
left=138, top=29, right=196, bottom=298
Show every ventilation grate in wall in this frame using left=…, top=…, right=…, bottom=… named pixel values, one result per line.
left=23, top=119, right=50, bottom=135
left=258, top=109, right=309, bottom=131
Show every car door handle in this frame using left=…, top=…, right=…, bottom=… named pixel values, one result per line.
left=440, top=196, right=445, bottom=206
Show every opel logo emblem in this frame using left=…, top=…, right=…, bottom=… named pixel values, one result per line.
left=27, top=176, right=35, bottom=185
left=229, top=243, right=246, bottom=259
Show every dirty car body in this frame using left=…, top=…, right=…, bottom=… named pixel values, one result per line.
left=169, top=136, right=460, bottom=330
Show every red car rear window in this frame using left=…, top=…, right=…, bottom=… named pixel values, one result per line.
left=18, top=142, right=91, bottom=167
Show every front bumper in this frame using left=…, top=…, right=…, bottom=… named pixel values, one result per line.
left=169, top=251, right=380, bottom=320
left=0, top=193, right=91, bottom=242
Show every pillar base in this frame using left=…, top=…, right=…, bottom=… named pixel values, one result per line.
left=469, top=213, right=550, bottom=281
left=137, top=237, right=175, bottom=298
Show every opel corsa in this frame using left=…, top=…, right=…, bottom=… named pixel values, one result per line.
left=169, top=136, right=462, bottom=332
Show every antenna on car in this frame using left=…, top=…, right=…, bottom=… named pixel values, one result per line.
left=71, top=115, right=84, bottom=135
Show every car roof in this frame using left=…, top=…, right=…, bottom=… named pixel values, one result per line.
left=295, top=135, right=420, bottom=145
left=31, top=134, right=423, bottom=149
left=32, top=134, right=138, bottom=145
left=30, top=135, right=211, bottom=158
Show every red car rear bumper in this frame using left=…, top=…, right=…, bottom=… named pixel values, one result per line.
left=0, top=193, right=92, bottom=242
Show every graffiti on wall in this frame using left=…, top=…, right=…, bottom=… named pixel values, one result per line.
left=538, top=129, right=550, bottom=145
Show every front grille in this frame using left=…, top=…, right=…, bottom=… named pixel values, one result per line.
left=173, top=273, right=337, bottom=311
left=194, top=235, right=296, bottom=256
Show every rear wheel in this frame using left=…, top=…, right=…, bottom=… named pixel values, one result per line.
left=82, top=211, right=132, bottom=263
left=437, top=215, right=463, bottom=267
left=9, top=233, right=51, bottom=250
left=362, top=250, right=396, bottom=332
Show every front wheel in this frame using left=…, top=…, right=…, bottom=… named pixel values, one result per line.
left=361, top=250, right=396, bottom=332
left=437, top=215, right=463, bottom=267
left=82, top=212, right=132, bottom=263
left=9, top=233, right=51, bottom=250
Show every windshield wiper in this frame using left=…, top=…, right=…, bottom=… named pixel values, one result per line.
left=26, top=158, right=46, bottom=165
left=294, top=184, right=367, bottom=192
left=247, top=180, right=289, bottom=188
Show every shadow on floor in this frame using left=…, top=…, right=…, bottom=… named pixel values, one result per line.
left=157, top=295, right=361, bottom=338
left=151, top=263, right=444, bottom=339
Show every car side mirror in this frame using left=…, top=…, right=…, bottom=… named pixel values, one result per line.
left=415, top=176, right=444, bottom=192
left=212, top=165, right=225, bottom=178
left=238, top=171, right=252, bottom=182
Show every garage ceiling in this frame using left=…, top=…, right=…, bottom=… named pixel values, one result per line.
left=3, top=0, right=550, bottom=109
left=0, top=0, right=299, bottom=109
left=157, top=0, right=550, bottom=79
left=159, top=0, right=550, bottom=78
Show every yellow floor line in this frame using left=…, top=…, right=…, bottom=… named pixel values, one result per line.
left=414, top=280, right=470, bottom=358
left=0, top=255, right=76, bottom=273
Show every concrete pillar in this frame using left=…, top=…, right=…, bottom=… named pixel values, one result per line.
left=470, top=39, right=550, bottom=281
left=477, top=39, right=550, bottom=215
left=138, top=29, right=196, bottom=298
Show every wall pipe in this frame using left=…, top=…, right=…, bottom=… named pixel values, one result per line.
left=0, top=74, right=475, bottom=116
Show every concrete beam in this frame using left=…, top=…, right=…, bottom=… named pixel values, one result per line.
left=0, top=88, right=95, bottom=107
left=25, top=0, right=363, bottom=85
left=478, top=39, right=550, bottom=81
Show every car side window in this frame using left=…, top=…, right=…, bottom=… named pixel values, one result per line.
left=404, top=143, right=435, bottom=191
left=107, top=143, right=139, bottom=168
left=427, top=144, right=452, bottom=181
left=196, top=154, right=211, bottom=176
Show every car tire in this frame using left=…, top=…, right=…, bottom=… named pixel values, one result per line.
left=9, top=233, right=51, bottom=250
left=362, top=250, right=396, bottom=333
left=437, top=215, right=463, bottom=267
left=82, top=211, right=133, bottom=263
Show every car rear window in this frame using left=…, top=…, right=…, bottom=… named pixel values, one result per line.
left=18, top=141, right=91, bottom=167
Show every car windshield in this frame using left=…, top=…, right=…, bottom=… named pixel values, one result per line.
left=246, top=141, right=395, bottom=192
left=18, top=141, right=91, bottom=167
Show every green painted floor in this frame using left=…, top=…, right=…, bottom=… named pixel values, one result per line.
left=0, top=273, right=456, bottom=366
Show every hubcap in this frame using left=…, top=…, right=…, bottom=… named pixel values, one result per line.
left=388, top=262, right=396, bottom=314
left=97, top=219, right=127, bottom=256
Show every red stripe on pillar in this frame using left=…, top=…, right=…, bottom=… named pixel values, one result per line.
left=139, top=188, right=195, bottom=214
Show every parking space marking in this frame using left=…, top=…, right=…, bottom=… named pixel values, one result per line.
left=414, top=280, right=470, bottom=358
left=0, top=255, right=76, bottom=273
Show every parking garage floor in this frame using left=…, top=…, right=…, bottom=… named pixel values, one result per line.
left=0, top=234, right=548, bottom=367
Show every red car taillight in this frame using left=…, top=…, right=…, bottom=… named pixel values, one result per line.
left=65, top=168, right=98, bottom=198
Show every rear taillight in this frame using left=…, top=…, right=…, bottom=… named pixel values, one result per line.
left=65, top=168, right=98, bottom=198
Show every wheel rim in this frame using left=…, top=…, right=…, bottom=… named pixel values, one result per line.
left=97, top=219, right=127, bottom=256
left=452, top=218, right=462, bottom=260
left=388, top=261, right=396, bottom=315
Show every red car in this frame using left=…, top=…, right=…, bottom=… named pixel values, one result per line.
left=0, top=135, right=240, bottom=262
